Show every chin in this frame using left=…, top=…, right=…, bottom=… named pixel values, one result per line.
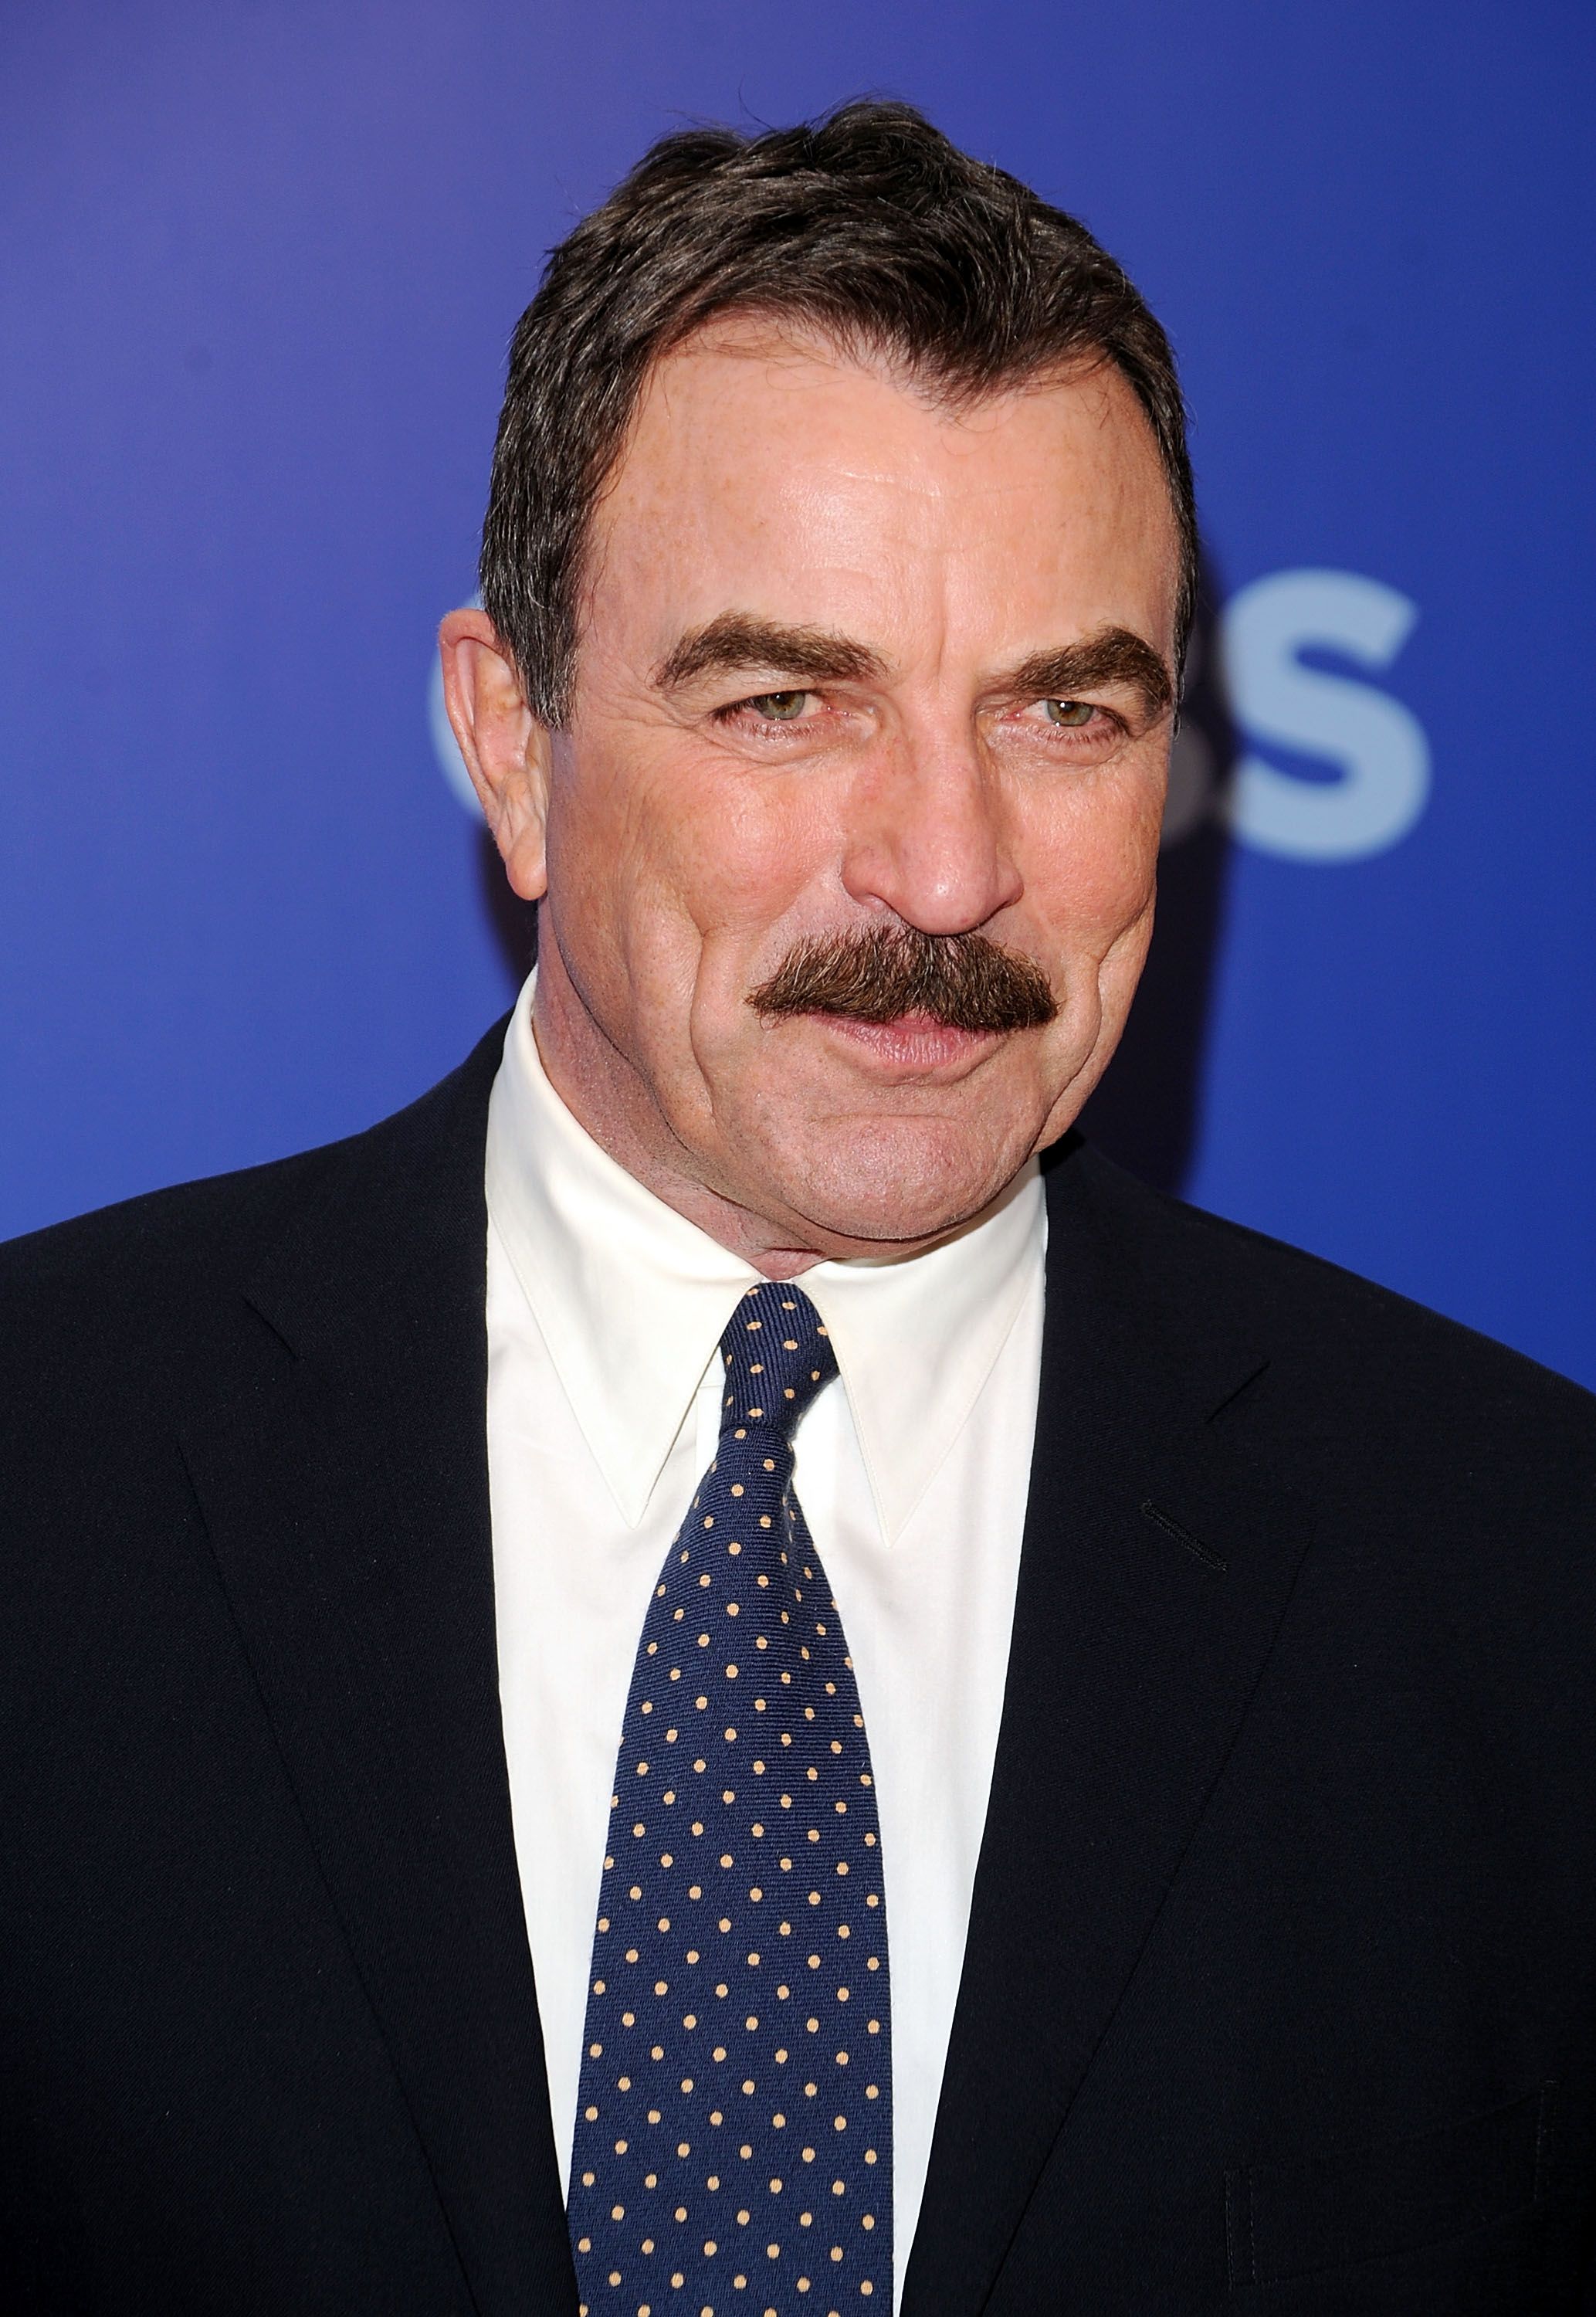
left=758, top=1114, right=1035, bottom=1250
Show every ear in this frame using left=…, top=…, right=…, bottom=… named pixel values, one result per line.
left=438, top=608, right=551, bottom=901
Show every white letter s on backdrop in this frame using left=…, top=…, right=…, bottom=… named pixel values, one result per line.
left=1218, top=569, right=1431, bottom=863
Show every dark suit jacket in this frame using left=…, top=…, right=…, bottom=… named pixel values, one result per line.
left=4, top=1019, right=1594, bottom=2313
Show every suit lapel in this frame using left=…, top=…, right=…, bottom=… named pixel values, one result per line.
left=179, top=1024, right=578, bottom=2317
left=904, top=1142, right=1313, bottom=2317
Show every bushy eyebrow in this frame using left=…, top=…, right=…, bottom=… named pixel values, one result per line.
left=1004, top=630, right=1173, bottom=719
left=653, top=612, right=1172, bottom=720
left=654, top=614, right=889, bottom=692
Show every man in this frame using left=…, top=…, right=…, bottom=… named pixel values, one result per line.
left=2, top=101, right=1592, bottom=2315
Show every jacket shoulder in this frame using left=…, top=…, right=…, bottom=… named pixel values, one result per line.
left=1059, top=1137, right=1596, bottom=1449
left=0, top=1017, right=508, bottom=1406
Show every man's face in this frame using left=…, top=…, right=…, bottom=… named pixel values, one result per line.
left=468, top=323, right=1178, bottom=1261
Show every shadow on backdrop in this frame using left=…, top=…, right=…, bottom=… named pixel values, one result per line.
left=474, top=565, right=1238, bottom=1203
left=1077, top=558, right=1238, bottom=1196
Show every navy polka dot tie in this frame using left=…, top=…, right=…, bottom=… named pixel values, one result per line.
left=568, top=1281, right=893, bottom=2317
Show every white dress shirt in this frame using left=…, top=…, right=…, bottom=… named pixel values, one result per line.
left=484, top=973, right=1045, bottom=2304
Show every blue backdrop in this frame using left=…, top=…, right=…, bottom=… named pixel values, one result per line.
left=3, top=1, right=1592, bottom=1385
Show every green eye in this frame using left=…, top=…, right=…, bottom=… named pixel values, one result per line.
left=747, top=690, right=811, bottom=721
left=1043, top=697, right=1094, bottom=728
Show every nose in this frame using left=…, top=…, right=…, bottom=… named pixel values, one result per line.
left=839, top=730, right=1023, bottom=936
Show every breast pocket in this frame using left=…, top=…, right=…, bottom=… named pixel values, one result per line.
left=1224, top=2083, right=1557, bottom=2290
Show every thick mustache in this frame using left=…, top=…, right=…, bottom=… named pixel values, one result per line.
left=747, top=927, right=1058, bottom=1033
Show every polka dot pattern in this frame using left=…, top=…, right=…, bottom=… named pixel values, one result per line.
left=568, top=1284, right=891, bottom=2317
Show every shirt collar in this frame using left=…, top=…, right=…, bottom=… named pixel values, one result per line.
left=485, top=973, right=1045, bottom=1539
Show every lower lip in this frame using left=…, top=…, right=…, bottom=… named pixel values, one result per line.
left=806, top=1011, right=1001, bottom=1074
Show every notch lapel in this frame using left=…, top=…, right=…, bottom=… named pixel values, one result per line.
left=903, top=1144, right=1313, bottom=2317
left=179, top=1025, right=578, bottom=2317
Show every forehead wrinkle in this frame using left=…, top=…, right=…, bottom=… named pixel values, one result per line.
left=815, top=462, right=1049, bottom=507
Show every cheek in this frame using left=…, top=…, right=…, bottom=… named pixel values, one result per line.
left=1020, top=761, right=1164, bottom=958
left=548, top=733, right=839, bottom=978
left=676, top=779, right=834, bottom=941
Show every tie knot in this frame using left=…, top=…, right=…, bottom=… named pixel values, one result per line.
left=718, top=1283, right=837, bottom=1444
